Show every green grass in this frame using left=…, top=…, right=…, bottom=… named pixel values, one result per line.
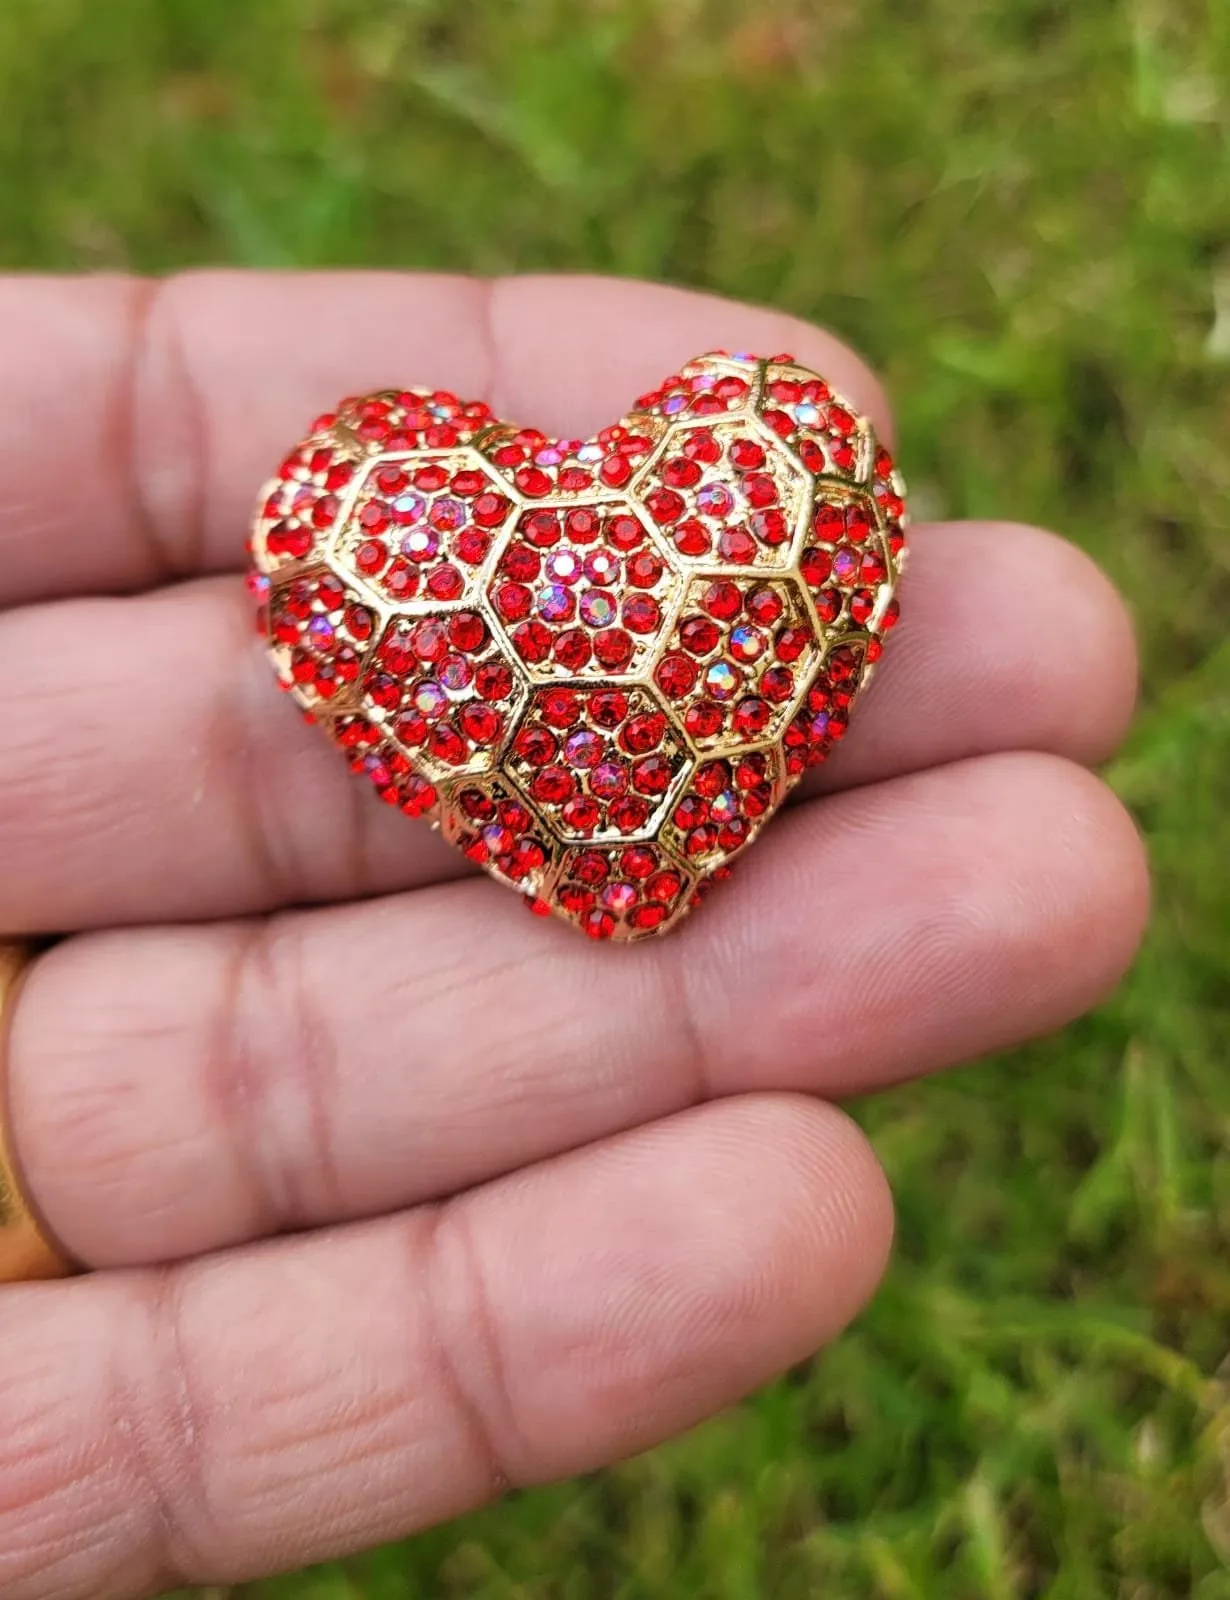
left=3, top=0, right=1229, bottom=1594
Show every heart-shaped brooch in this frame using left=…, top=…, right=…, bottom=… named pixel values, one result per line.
left=249, top=352, right=907, bottom=940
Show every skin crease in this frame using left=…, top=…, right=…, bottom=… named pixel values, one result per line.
left=0, top=272, right=1149, bottom=1598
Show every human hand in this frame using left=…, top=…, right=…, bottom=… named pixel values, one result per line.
left=0, top=273, right=1148, bottom=1597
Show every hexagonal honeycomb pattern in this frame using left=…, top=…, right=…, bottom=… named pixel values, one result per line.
left=636, top=416, right=811, bottom=569
left=506, top=684, right=691, bottom=843
left=652, top=575, right=820, bottom=751
left=331, top=450, right=515, bottom=608
left=487, top=503, right=676, bottom=680
left=252, top=354, right=908, bottom=941
left=360, top=609, right=524, bottom=781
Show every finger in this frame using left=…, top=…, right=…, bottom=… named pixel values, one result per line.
left=8, top=752, right=1147, bottom=1269
left=0, top=272, right=890, bottom=607
left=0, top=522, right=1136, bottom=931
left=0, top=1095, right=890, bottom=1599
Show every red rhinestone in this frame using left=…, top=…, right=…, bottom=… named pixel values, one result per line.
left=583, top=909, right=617, bottom=940
left=850, top=590, right=875, bottom=626
left=761, top=666, right=795, bottom=702
left=451, top=470, right=484, bottom=497
left=495, top=582, right=532, bottom=621
left=572, top=851, right=610, bottom=886
left=610, top=797, right=650, bottom=833
left=356, top=539, right=388, bottom=575
left=475, top=661, right=514, bottom=701
left=879, top=598, right=901, bottom=632
left=512, top=621, right=552, bottom=662
left=656, top=652, right=697, bottom=699
left=847, top=504, right=874, bottom=543
left=751, top=508, right=788, bottom=545
left=459, top=787, right=497, bottom=822
left=626, top=550, right=665, bottom=588
left=631, top=755, right=673, bottom=795
left=565, top=507, right=601, bottom=543
left=359, top=500, right=390, bottom=533
left=745, top=587, right=784, bottom=626
left=733, top=698, right=771, bottom=736
left=472, top=492, right=510, bottom=527
left=827, top=646, right=861, bottom=682
left=694, top=762, right=730, bottom=798
left=391, top=712, right=426, bottom=751
left=827, top=405, right=856, bottom=436
left=559, top=884, right=595, bottom=916
left=407, top=618, right=445, bottom=663
left=311, top=494, right=340, bottom=529
left=702, top=580, right=742, bottom=621
left=861, top=549, right=888, bottom=582
left=621, top=846, right=657, bottom=879
left=680, top=616, right=721, bottom=655
left=537, top=689, right=577, bottom=729
left=455, top=529, right=491, bottom=565
left=562, top=795, right=601, bottom=834
left=345, top=605, right=374, bottom=642
left=743, top=474, right=777, bottom=508
left=673, top=519, right=710, bottom=556
left=813, top=590, right=840, bottom=623
left=662, top=456, right=702, bottom=490
left=622, top=594, right=661, bottom=634
left=630, top=902, right=669, bottom=932
left=736, top=754, right=768, bottom=788
left=608, top=514, right=645, bottom=551
left=515, top=466, right=553, bottom=498
left=591, top=760, right=629, bottom=800
left=673, top=795, right=709, bottom=829
left=729, top=438, right=766, bottom=471
left=867, top=638, right=884, bottom=662
left=762, top=408, right=794, bottom=438
left=515, top=725, right=557, bottom=766
left=685, top=701, right=724, bottom=739
left=594, top=629, right=634, bottom=670
left=801, top=547, right=832, bottom=587
left=685, top=825, right=720, bottom=857
left=590, top=690, right=629, bottom=728
left=600, top=454, right=632, bottom=488
left=719, top=820, right=751, bottom=851
left=558, top=467, right=592, bottom=493
left=383, top=556, right=415, bottom=601
left=646, top=487, right=686, bottom=524
left=508, top=841, right=547, bottom=879
left=553, top=629, right=591, bottom=671
left=427, top=564, right=464, bottom=601
left=448, top=612, right=487, bottom=653
left=429, top=722, right=467, bottom=765
left=503, top=543, right=541, bottom=582
left=775, top=626, right=813, bottom=662
left=682, top=430, right=721, bottom=464
left=317, top=576, right=346, bottom=611
left=621, top=711, right=667, bottom=752
left=813, top=503, right=845, bottom=542
left=414, top=465, right=448, bottom=493
left=367, top=672, right=401, bottom=710
left=459, top=703, right=502, bottom=745
left=718, top=526, right=756, bottom=563
left=646, top=869, right=683, bottom=904
left=532, top=766, right=575, bottom=805
left=522, top=510, right=560, bottom=547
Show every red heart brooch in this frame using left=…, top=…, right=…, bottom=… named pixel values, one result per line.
left=249, top=352, right=907, bottom=940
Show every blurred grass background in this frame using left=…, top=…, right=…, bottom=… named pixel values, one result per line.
left=2, top=0, right=1229, bottom=1595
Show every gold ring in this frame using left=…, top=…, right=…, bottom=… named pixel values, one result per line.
left=0, top=944, right=73, bottom=1282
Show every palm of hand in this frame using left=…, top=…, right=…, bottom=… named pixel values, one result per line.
left=0, top=272, right=1145, bottom=1598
